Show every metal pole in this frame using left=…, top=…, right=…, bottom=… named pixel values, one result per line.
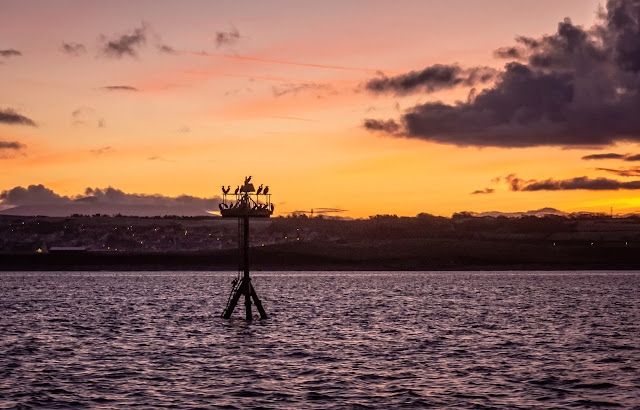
left=243, top=215, right=252, bottom=320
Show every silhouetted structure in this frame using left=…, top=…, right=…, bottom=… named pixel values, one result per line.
left=219, top=176, right=274, bottom=320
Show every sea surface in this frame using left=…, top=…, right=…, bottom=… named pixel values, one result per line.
left=1, top=271, right=639, bottom=409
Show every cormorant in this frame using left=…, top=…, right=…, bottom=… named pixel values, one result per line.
left=256, top=184, right=263, bottom=195
left=263, top=186, right=269, bottom=195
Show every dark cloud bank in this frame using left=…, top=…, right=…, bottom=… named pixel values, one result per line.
left=365, top=0, right=640, bottom=148
left=0, top=185, right=222, bottom=217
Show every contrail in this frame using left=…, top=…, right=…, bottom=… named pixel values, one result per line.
left=180, top=50, right=394, bottom=74
left=182, top=70, right=293, bottom=82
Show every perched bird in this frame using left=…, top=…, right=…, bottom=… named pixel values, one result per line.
left=256, top=184, right=263, bottom=195
left=234, top=186, right=239, bottom=195
left=263, top=186, right=269, bottom=195
left=222, top=186, right=230, bottom=195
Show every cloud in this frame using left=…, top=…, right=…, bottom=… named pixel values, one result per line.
left=147, top=155, right=174, bottom=162
left=582, top=153, right=628, bottom=160
left=363, top=119, right=401, bottom=134
left=215, top=27, right=240, bottom=47
left=0, top=140, right=25, bottom=150
left=101, top=85, right=139, bottom=92
left=0, top=185, right=222, bottom=215
left=90, top=146, right=112, bottom=155
left=82, top=187, right=220, bottom=208
left=0, top=108, right=36, bottom=126
left=364, top=0, right=640, bottom=148
left=272, top=82, right=335, bottom=97
left=158, top=44, right=176, bottom=54
left=507, top=175, right=640, bottom=191
left=71, top=106, right=105, bottom=128
left=0, top=49, right=21, bottom=58
left=100, top=24, right=147, bottom=58
left=596, top=167, right=640, bottom=177
left=60, top=42, right=86, bottom=56
left=582, top=152, right=640, bottom=161
left=493, top=46, right=522, bottom=59
left=0, top=185, right=70, bottom=205
left=365, top=64, right=498, bottom=95
left=470, top=188, right=495, bottom=195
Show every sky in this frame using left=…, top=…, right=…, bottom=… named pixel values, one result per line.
left=3, top=0, right=640, bottom=218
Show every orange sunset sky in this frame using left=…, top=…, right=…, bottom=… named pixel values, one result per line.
left=3, top=0, right=640, bottom=218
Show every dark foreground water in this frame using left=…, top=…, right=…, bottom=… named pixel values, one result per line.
left=1, top=271, right=639, bottom=409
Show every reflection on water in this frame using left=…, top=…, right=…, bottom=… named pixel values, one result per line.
left=1, top=271, right=639, bottom=408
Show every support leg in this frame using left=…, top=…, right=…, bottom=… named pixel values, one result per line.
left=222, top=280, right=243, bottom=319
left=250, top=283, right=268, bottom=319
left=244, top=280, right=252, bottom=320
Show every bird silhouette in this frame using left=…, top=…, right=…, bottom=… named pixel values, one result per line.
left=263, top=186, right=269, bottom=195
left=222, top=185, right=230, bottom=195
left=256, top=184, right=263, bottom=195
left=234, top=186, right=239, bottom=195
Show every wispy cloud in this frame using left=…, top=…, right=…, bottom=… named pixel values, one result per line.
left=596, top=167, right=640, bottom=177
left=60, top=42, right=86, bottom=56
left=470, top=188, right=495, bottom=195
left=90, top=146, right=112, bottom=156
left=0, top=140, right=25, bottom=151
left=365, top=64, right=498, bottom=96
left=582, top=153, right=628, bottom=160
left=272, top=82, right=335, bottom=97
left=71, top=106, right=104, bottom=128
left=147, top=155, right=174, bottom=162
left=101, top=85, right=139, bottom=92
left=0, top=49, right=21, bottom=58
left=100, top=24, right=147, bottom=58
left=0, top=108, right=36, bottom=126
left=158, top=44, right=176, bottom=54
left=215, top=27, right=240, bottom=47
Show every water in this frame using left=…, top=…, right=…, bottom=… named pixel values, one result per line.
left=1, top=271, right=639, bottom=409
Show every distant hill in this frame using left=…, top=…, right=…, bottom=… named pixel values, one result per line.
left=472, top=207, right=567, bottom=218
